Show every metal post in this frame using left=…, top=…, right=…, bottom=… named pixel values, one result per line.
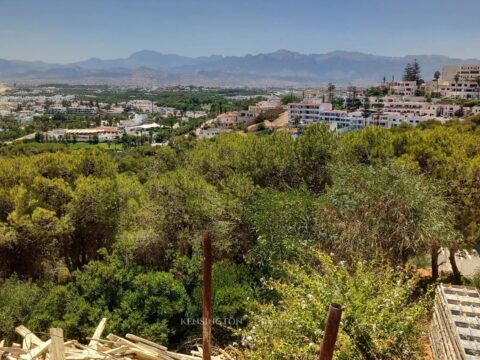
left=319, top=303, right=343, bottom=360
left=202, top=231, right=212, bottom=360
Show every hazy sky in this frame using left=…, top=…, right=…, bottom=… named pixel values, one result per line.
left=1, top=0, right=479, bottom=63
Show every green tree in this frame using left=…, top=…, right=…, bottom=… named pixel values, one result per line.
left=434, top=70, right=441, bottom=97
left=317, top=163, right=456, bottom=268
left=66, top=176, right=125, bottom=269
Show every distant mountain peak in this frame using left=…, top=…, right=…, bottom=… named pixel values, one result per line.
left=1, top=49, right=480, bottom=86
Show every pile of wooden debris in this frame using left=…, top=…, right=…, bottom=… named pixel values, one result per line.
left=0, top=319, right=228, bottom=360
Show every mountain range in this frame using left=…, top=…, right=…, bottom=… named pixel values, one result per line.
left=1, top=50, right=479, bottom=87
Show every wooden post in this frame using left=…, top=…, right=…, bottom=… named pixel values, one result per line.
left=202, top=231, right=212, bottom=360
left=319, top=303, right=342, bottom=360
left=49, top=328, right=65, bottom=360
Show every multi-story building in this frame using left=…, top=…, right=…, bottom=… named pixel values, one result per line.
left=67, top=106, right=98, bottom=116
left=391, top=81, right=418, bottom=96
left=381, top=101, right=462, bottom=118
left=426, top=65, right=480, bottom=99
left=442, top=64, right=480, bottom=82
left=215, top=110, right=257, bottom=128
left=288, top=99, right=452, bottom=131
left=288, top=99, right=352, bottom=129
left=435, top=80, right=479, bottom=99
left=47, top=106, right=67, bottom=114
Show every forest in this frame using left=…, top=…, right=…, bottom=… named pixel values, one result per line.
left=2, top=117, right=480, bottom=359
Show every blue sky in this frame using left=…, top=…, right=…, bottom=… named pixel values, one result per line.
left=1, top=0, right=479, bottom=63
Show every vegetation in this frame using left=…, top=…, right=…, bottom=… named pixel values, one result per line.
left=3, top=120, right=480, bottom=358
left=280, top=93, right=301, bottom=105
left=403, top=59, right=424, bottom=85
left=365, top=86, right=389, bottom=97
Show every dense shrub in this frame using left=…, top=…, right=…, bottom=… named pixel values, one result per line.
left=241, top=253, right=429, bottom=360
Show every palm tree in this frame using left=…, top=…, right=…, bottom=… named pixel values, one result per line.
left=454, top=73, right=460, bottom=98
left=434, top=71, right=441, bottom=97
left=293, top=115, right=301, bottom=128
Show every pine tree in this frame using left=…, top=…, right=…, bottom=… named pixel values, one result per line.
left=403, top=59, right=423, bottom=84
left=403, top=63, right=414, bottom=81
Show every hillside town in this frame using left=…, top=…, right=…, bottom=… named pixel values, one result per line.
left=1, top=63, right=479, bottom=146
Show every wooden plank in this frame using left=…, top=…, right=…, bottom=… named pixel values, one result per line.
left=86, top=338, right=114, bottom=346
left=0, top=347, right=29, bottom=355
left=15, top=326, right=43, bottom=348
left=88, top=318, right=108, bottom=349
left=125, top=334, right=167, bottom=351
left=49, top=328, right=65, bottom=360
left=105, top=334, right=119, bottom=342
left=104, top=345, right=130, bottom=355
left=132, top=349, right=175, bottom=360
left=19, top=339, right=51, bottom=360
left=113, top=337, right=157, bottom=355
left=69, top=342, right=108, bottom=358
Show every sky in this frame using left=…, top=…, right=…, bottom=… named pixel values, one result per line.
left=1, top=0, right=479, bottom=63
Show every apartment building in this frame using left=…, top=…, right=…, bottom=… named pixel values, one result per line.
left=47, top=106, right=67, bottom=114
left=215, top=110, right=258, bottom=128
left=442, top=64, right=480, bottom=82
left=424, top=65, right=480, bottom=99
left=288, top=99, right=352, bottom=128
left=67, top=106, right=98, bottom=115
left=215, top=112, right=240, bottom=128
left=391, top=81, right=418, bottom=96
left=429, top=80, right=480, bottom=99
left=382, top=101, right=462, bottom=118
left=288, top=99, right=451, bottom=131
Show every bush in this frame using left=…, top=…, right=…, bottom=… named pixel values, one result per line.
left=248, top=188, right=319, bottom=271
left=241, top=252, right=429, bottom=360
left=28, top=251, right=190, bottom=344
left=0, top=277, right=45, bottom=342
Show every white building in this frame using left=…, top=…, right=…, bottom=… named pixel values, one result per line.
left=391, top=81, right=418, bottom=96
left=289, top=100, right=353, bottom=128
left=381, top=101, right=462, bottom=118
left=185, top=111, right=207, bottom=118
left=196, top=127, right=232, bottom=139
left=47, top=106, right=67, bottom=114
left=288, top=99, right=451, bottom=131
left=67, top=106, right=97, bottom=115
left=65, top=127, right=121, bottom=142
left=126, top=123, right=162, bottom=134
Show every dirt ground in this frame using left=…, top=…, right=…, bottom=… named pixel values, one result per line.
left=246, top=111, right=289, bottom=132
left=0, top=85, right=10, bottom=93
left=265, top=111, right=288, bottom=128
left=416, top=266, right=433, bottom=359
left=421, top=332, right=434, bottom=360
